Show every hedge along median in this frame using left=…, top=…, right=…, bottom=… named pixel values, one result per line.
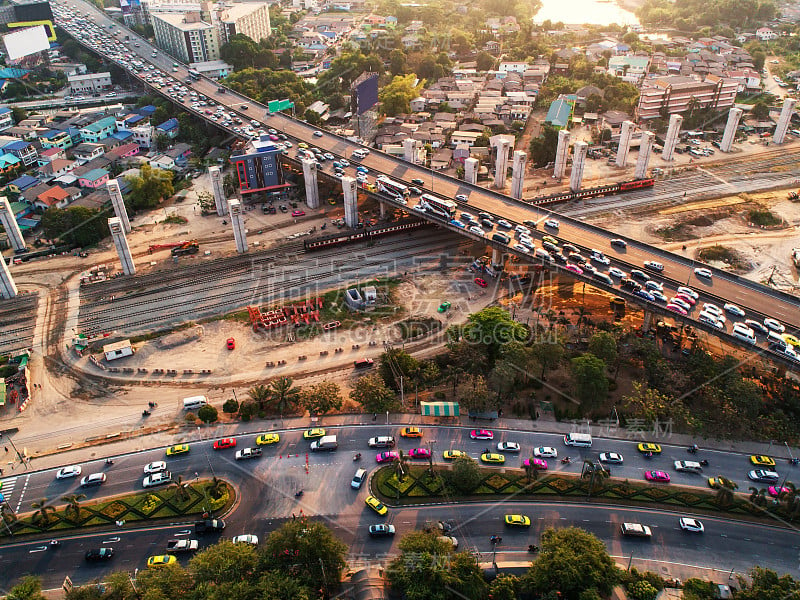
left=0, top=479, right=234, bottom=538
left=372, top=463, right=800, bottom=524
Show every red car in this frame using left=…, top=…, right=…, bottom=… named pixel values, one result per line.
left=470, top=429, right=494, bottom=440
left=226, top=337, right=235, bottom=350
left=769, top=485, right=791, bottom=497
left=674, top=293, right=696, bottom=306
left=292, top=210, right=306, bottom=217
left=666, top=304, right=688, bottom=316
left=523, top=458, right=548, bottom=470
left=213, top=438, right=237, bottom=450
left=408, top=448, right=431, bottom=459
left=474, top=278, right=488, bottom=287
left=376, top=451, right=400, bottom=463
left=644, top=470, right=670, bottom=482
left=565, top=264, right=584, bottom=275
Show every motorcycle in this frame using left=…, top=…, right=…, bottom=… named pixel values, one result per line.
left=688, top=445, right=698, bottom=454
left=528, top=544, right=539, bottom=553
left=353, top=453, right=362, bottom=461
left=700, top=459, right=709, bottom=466
left=643, top=452, right=653, bottom=459
left=142, top=410, right=150, bottom=416
left=790, top=458, right=799, bottom=466
left=49, top=540, right=61, bottom=549
left=560, top=457, right=572, bottom=464
left=105, top=458, right=114, bottom=466
left=295, top=490, right=304, bottom=498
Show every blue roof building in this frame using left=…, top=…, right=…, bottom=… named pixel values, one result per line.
left=10, top=174, right=40, bottom=191
left=156, top=118, right=179, bottom=139
left=138, top=105, right=157, bottom=116
left=545, top=97, right=573, bottom=129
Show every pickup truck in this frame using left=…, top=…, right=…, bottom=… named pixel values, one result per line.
left=166, top=539, right=199, bottom=553
left=195, top=518, right=226, bottom=534
left=235, top=447, right=262, bottom=460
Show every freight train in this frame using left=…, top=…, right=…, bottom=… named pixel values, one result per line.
left=522, top=178, right=655, bottom=206
left=303, top=219, right=431, bottom=251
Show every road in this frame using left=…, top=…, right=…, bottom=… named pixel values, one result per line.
left=3, top=424, right=799, bottom=587
left=51, top=0, right=800, bottom=346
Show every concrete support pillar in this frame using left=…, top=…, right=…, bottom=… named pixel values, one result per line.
left=720, top=107, right=743, bottom=152
left=662, top=114, right=682, bottom=161
left=208, top=166, right=227, bottom=216
left=464, top=157, right=479, bottom=185
left=302, top=158, right=320, bottom=209
left=228, top=198, right=247, bottom=253
left=554, top=130, right=570, bottom=179
left=493, top=139, right=510, bottom=189
left=0, top=252, right=17, bottom=299
left=0, top=196, right=25, bottom=252
left=634, top=131, right=655, bottom=180
left=379, top=201, right=387, bottom=219
left=642, top=309, right=653, bottom=332
left=403, top=138, right=417, bottom=163
left=342, top=176, right=358, bottom=228
left=616, top=120, right=634, bottom=167
left=491, top=248, right=502, bottom=268
left=106, top=179, right=131, bottom=233
left=511, top=150, right=527, bottom=200
left=569, top=141, right=588, bottom=193
left=773, top=98, right=797, bottom=145
left=108, top=217, right=135, bottom=276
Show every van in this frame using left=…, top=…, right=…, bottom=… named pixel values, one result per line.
left=351, top=468, right=367, bottom=489
left=564, top=432, right=593, bottom=447
left=368, top=436, right=396, bottom=448
left=492, top=233, right=510, bottom=244
left=732, top=324, right=756, bottom=345
left=352, top=149, right=367, bottom=159
left=310, top=435, right=338, bottom=451
left=183, top=396, right=208, bottom=410
left=673, top=460, right=703, bottom=473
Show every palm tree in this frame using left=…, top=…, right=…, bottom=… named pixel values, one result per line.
left=30, top=498, right=56, bottom=527
left=393, top=450, right=409, bottom=483
left=715, top=485, right=735, bottom=507
left=0, top=503, right=16, bottom=523
left=61, top=494, right=86, bottom=522
left=268, top=377, right=300, bottom=416
left=524, top=459, right=540, bottom=483
left=248, top=384, right=271, bottom=410
left=171, top=475, right=190, bottom=502
left=207, top=476, right=226, bottom=500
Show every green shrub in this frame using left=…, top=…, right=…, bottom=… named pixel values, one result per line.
left=222, top=399, right=239, bottom=413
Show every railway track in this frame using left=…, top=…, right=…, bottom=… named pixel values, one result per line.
left=0, top=293, right=39, bottom=354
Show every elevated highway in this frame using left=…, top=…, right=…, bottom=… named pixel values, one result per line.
left=53, top=0, right=799, bottom=363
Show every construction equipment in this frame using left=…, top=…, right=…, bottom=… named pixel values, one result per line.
left=148, top=240, right=199, bottom=256
left=788, top=191, right=798, bottom=201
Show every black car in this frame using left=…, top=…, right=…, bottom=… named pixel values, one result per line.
left=85, top=548, right=114, bottom=562
left=620, top=278, right=641, bottom=292
left=552, top=253, right=567, bottom=264
left=195, top=518, right=226, bottom=534
left=411, top=178, right=425, bottom=186
left=630, top=269, right=650, bottom=282
left=610, top=238, right=627, bottom=249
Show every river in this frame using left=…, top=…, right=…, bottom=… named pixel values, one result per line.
left=533, top=0, right=640, bottom=26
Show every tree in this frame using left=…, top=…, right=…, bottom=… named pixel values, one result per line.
left=476, top=51, right=497, bottom=72
left=682, top=578, right=718, bottom=600
left=304, top=109, right=321, bottom=125
left=628, top=580, right=658, bottom=600
left=10, top=106, right=27, bottom=124
left=520, top=527, right=620, bottom=600
left=350, top=372, right=399, bottom=413
left=489, top=575, right=520, bottom=600
left=30, top=498, right=56, bottom=527
left=222, top=398, right=239, bottom=414
left=752, top=100, right=770, bottom=120
left=299, top=380, right=343, bottom=415
left=570, top=353, right=608, bottom=407
left=379, top=348, right=419, bottom=390
left=268, top=376, right=300, bottom=416
left=7, top=576, right=47, bottom=600
left=197, top=404, right=218, bottom=424
left=171, top=474, right=191, bottom=501
left=389, top=49, right=408, bottom=76
left=379, top=74, right=423, bottom=116
left=450, top=456, right=482, bottom=493
left=530, top=125, right=561, bottom=168
left=125, top=163, right=174, bottom=210
left=262, top=519, right=348, bottom=596
left=189, top=539, right=260, bottom=585
left=531, top=340, right=565, bottom=380
left=61, top=493, right=86, bottom=522
left=248, top=384, right=271, bottom=410
left=735, top=567, right=800, bottom=600
left=196, top=190, right=216, bottom=214
left=41, top=206, right=110, bottom=247
left=456, top=374, right=493, bottom=412
left=588, top=331, right=618, bottom=366
left=462, top=306, right=527, bottom=364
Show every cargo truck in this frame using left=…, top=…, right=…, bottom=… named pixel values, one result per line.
left=310, top=435, right=338, bottom=451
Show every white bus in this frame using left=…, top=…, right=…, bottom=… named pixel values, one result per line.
left=375, top=176, right=410, bottom=202
left=419, top=194, right=457, bottom=219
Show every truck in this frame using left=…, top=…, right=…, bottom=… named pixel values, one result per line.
left=195, top=518, right=226, bottom=534
left=166, top=539, right=199, bottom=553
left=235, top=447, right=262, bottom=460
left=310, top=435, right=338, bottom=451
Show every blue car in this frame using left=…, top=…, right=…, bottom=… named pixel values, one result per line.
left=356, top=166, right=368, bottom=174
left=332, top=161, right=343, bottom=169
left=635, top=290, right=655, bottom=301
left=449, top=219, right=466, bottom=229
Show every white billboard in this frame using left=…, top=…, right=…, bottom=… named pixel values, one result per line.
left=3, top=26, right=49, bottom=62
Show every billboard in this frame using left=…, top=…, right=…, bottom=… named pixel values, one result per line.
left=352, top=72, right=378, bottom=115
left=2, top=25, right=49, bottom=62
left=13, top=1, right=53, bottom=22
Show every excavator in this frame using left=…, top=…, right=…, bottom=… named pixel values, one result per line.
left=148, top=240, right=200, bottom=256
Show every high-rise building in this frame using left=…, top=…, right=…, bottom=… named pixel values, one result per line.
left=216, top=3, right=270, bottom=45
left=151, top=11, right=220, bottom=64
left=229, top=136, right=285, bottom=195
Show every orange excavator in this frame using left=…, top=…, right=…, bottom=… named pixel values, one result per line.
left=148, top=240, right=200, bottom=256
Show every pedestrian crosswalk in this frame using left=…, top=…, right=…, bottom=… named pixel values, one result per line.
left=0, top=476, right=18, bottom=500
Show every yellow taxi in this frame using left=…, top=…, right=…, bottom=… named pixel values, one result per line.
left=256, top=433, right=280, bottom=445
left=400, top=427, right=423, bottom=438
left=750, top=455, right=776, bottom=467
left=708, top=476, right=738, bottom=490
left=303, top=428, right=326, bottom=439
left=443, top=450, right=467, bottom=460
left=637, top=443, right=662, bottom=454
left=504, top=514, right=531, bottom=527
left=365, top=495, right=388, bottom=516
left=147, top=555, right=177, bottom=568
left=480, top=453, right=505, bottom=464
left=542, top=235, right=559, bottom=246
left=166, top=444, right=190, bottom=457
left=298, top=142, right=308, bottom=149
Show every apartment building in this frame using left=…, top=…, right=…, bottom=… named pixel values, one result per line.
left=636, top=75, right=738, bottom=120
left=152, top=11, right=220, bottom=64
left=68, top=72, right=112, bottom=95
left=217, top=3, right=270, bottom=45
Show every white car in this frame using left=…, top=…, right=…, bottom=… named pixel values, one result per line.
left=544, top=219, right=560, bottom=229
left=679, top=517, right=704, bottom=533
left=724, top=303, right=745, bottom=317
left=608, top=267, right=627, bottom=279
left=599, top=452, right=623, bottom=464
left=698, top=312, right=724, bottom=329
left=513, top=243, right=530, bottom=253
left=669, top=297, right=692, bottom=312
left=232, top=534, right=259, bottom=545
left=143, top=471, right=172, bottom=488
left=644, top=281, right=663, bottom=292
left=590, top=252, right=610, bottom=266
left=497, top=219, right=512, bottom=229
left=313, top=130, right=323, bottom=137
left=143, top=461, right=167, bottom=474
left=496, top=442, right=521, bottom=452
left=764, top=318, right=785, bottom=333
left=694, top=267, right=713, bottom=279
left=455, top=194, right=469, bottom=203
left=56, top=466, right=82, bottom=479
left=533, top=446, right=558, bottom=458
left=677, top=286, right=699, bottom=300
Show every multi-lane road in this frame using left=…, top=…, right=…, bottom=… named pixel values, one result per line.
left=51, top=0, right=800, bottom=343
left=3, top=424, right=800, bottom=588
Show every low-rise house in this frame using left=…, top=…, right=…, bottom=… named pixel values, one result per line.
left=0, top=107, right=14, bottom=132
left=77, top=167, right=110, bottom=189
left=33, top=185, right=71, bottom=210
left=72, top=143, right=105, bottom=163
left=2, top=140, right=37, bottom=166
left=156, top=118, right=179, bottom=139
left=79, top=117, right=117, bottom=144
left=40, top=158, right=76, bottom=178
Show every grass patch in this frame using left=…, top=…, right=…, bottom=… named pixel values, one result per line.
left=396, top=316, right=442, bottom=340
left=199, top=309, right=251, bottom=325
left=127, top=322, right=196, bottom=345
left=697, top=245, right=748, bottom=270
left=654, top=222, right=695, bottom=242
left=163, top=215, right=189, bottom=225
left=748, top=208, right=783, bottom=227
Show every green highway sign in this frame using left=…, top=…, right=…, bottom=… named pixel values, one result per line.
left=268, top=99, right=294, bottom=113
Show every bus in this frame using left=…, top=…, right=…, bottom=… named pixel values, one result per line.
left=419, top=194, right=457, bottom=219
left=375, top=176, right=410, bottom=203
left=188, top=69, right=201, bottom=81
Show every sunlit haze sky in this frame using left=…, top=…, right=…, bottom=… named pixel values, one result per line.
left=533, top=0, right=640, bottom=26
